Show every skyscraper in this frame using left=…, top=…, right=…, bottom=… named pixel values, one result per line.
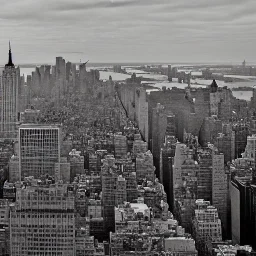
left=230, top=177, right=253, bottom=246
left=0, top=42, right=20, bottom=139
left=167, top=65, right=172, bottom=81
left=10, top=178, right=75, bottom=256
left=192, top=199, right=222, bottom=255
left=212, top=153, right=228, bottom=237
left=18, top=124, right=61, bottom=180
left=54, top=57, right=66, bottom=107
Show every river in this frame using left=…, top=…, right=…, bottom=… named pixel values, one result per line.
left=19, top=67, right=253, bottom=101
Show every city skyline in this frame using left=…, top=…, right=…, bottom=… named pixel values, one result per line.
left=0, top=41, right=256, bottom=254
left=1, top=1, right=256, bottom=255
left=1, top=0, right=256, bottom=64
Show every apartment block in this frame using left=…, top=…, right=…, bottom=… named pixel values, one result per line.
left=54, top=157, right=70, bottom=183
left=164, top=237, right=198, bottom=256
left=136, top=150, right=155, bottom=184
left=114, top=134, right=127, bottom=159
left=192, top=199, right=222, bottom=255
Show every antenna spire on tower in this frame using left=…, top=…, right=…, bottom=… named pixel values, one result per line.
left=5, top=41, right=14, bottom=67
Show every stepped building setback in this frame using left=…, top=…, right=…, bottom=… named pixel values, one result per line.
left=0, top=42, right=20, bottom=139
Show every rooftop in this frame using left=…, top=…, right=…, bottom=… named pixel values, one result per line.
left=19, top=124, right=61, bottom=129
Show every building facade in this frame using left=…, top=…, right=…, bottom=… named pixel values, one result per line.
left=19, top=124, right=61, bottom=180
left=0, top=43, right=20, bottom=139
left=10, top=179, right=75, bottom=256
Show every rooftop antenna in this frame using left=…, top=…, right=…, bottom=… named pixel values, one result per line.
left=5, top=40, right=14, bottom=67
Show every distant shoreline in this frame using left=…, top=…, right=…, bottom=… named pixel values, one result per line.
left=1, top=62, right=256, bottom=69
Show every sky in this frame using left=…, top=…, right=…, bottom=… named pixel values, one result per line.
left=0, top=0, right=256, bottom=65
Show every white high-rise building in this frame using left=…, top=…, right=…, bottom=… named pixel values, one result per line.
left=0, top=42, right=20, bottom=139
left=18, top=124, right=61, bottom=180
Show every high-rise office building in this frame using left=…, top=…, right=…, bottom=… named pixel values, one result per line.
left=101, top=155, right=128, bottom=235
left=8, top=155, right=19, bottom=183
left=167, top=65, right=172, bottom=81
left=18, top=124, right=61, bottom=180
left=136, top=151, right=155, bottom=184
left=114, top=134, right=127, bottom=159
left=242, top=134, right=256, bottom=161
left=54, top=157, right=70, bottom=183
left=0, top=42, right=20, bottom=139
left=54, top=57, right=66, bottom=106
left=192, top=199, right=222, bottom=255
left=68, top=149, right=85, bottom=181
left=56, top=57, right=66, bottom=81
left=10, top=178, right=75, bottom=256
left=215, top=130, right=235, bottom=164
left=197, top=149, right=213, bottom=202
left=212, top=153, right=228, bottom=237
left=230, top=177, right=254, bottom=246
left=233, top=123, right=250, bottom=159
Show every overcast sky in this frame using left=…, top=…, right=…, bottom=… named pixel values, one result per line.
left=0, top=0, right=255, bottom=64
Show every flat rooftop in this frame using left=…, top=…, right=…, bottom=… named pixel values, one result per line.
left=19, top=124, right=61, bottom=129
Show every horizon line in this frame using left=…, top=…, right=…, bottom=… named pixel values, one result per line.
left=0, top=61, right=251, bottom=67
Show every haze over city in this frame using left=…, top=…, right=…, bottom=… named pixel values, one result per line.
left=1, top=0, right=256, bottom=64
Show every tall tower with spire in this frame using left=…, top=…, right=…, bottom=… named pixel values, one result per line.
left=0, top=42, right=20, bottom=139
left=5, top=41, right=14, bottom=67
